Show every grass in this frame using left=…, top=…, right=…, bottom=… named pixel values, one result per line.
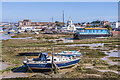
left=83, top=68, right=102, bottom=74
left=84, top=50, right=108, bottom=58
left=0, top=66, right=15, bottom=73
left=2, top=33, right=120, bottom=78
left=108, top=57, right=120, bottom=62
left=108, top=65, right=119, bottom=70
left=102, top=72, right=119, bottom=78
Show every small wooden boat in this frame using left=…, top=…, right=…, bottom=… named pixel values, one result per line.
left=23, top=52, right=81, bottom=70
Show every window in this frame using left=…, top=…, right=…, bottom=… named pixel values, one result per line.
left=46, top=59, right=50, bottom=61
left=90, top=30, right=92, bottom=32
left=97, top=30, right=98, bottom=32
left=84, top=30, right=87, bottom=32
left=54, top=59, right=56, bottom=61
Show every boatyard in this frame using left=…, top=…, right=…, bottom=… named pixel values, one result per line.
left=0, top=31, right=119, bottom=78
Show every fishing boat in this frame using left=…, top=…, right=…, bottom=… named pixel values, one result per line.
left=23, top=52, right=81, bottom=70
left=55, top=51, right=82, bottom=57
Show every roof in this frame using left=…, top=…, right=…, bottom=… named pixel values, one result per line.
left=85, top=28, right=108, bottom=30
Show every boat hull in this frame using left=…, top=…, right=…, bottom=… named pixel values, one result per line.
left=23, top=58, right=81, bottom=70
left=74, top=33, right=112, bottom=39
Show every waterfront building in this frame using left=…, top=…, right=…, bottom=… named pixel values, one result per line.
left=74, top=28, right=111, bottom=39
left=100, top=21, right=110, bottom=26
left=18, top=19, right=31, bottom=26
left=110, top=22, right=120, bottom=29
left=20, top=26, right=34, bottom=32
left=18, top=21, right=23, bottom=26
left=23, top=19, right=31, bottom=26
left=62, top=19, right=76, bottom=31
left=91, top=20, right=110, bottom=27
left=81, top=22, right=87, bottom=26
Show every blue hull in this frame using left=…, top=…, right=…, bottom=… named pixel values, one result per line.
left=24, top=59, right=81, bottom=69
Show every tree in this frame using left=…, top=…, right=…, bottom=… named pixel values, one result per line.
left=55, top=21, right=59, bottom=23
left=105, top=25, right=112, bottom=30
left=56, top=24, right=61, bottom=27
left=87, top=22, right=90, bottom=24
left=78, top=23, right=81, bottom=25
left=95, top=25, right=99, bottom=27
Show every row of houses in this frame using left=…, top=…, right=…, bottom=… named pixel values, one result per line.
left=17, top=19, right=120, bottom=32
left=75, top=20, right=120, bottom=29
left=18, top=19, right=64, bottom=27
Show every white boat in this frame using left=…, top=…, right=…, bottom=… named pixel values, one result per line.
left=55, top=51, right=82, bottom=57
left=0, top=27, right=3, bottom=32
left=0, top=30, right=3, bottom=32
left=23, top=52, right=81, bottom=70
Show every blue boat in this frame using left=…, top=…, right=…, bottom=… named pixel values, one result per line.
left=23, top=52, right=81, bottom=69
left=74, top=28, right=112, bottom=39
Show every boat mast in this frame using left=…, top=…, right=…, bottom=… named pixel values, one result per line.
left=63, top=10, right=64, bottom=24
left=51, top=47, right=60, bottom=74
left=51, top=46, right=54, bottom=74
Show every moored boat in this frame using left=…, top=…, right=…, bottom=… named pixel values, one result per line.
left=74, top=28, right=112, bottom=39
left=23, top=52, right=81, bottom=70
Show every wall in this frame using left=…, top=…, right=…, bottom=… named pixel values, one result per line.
left=111, top=31, right=120, bottom=36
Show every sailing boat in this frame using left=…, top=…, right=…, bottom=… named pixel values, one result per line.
left=23, top=52, right=81, bottom=70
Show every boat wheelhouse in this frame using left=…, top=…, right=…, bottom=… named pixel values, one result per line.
left=74, top=28, right=112, bottom=39
left=55, top=51, right=82, bottom=57
left=23, top=52, right=81, bottom=70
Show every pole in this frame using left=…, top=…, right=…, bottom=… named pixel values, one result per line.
left=63, top=10, right=64, bottom=24
left=51, top=46, right=54, bottom=74
left=52, top=17, right=53, bottom=23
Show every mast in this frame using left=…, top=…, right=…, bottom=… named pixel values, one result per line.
left=63, top=10, right=64, bottom=24
left=51, top=46, right=54, bottom=74
left=52, top=17, right=53, bottom=23
left=51, top=47, right=60, bottom=74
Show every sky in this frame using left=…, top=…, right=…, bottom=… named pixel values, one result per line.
left=1, top=0, right=120, bottom=2
left=2, top=2, right=118, bottom=23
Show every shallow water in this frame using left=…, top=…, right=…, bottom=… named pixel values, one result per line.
left=0, top=33, right=33, bottom=40
left=102, top=49, right=118, bottom=57
left=101, top=49, right=119, bottom=65
left=0, top=62, right=12, bottom=70
left=65, top=43, right=104, bottom=47
left=0, top=33, right=12, bottom=40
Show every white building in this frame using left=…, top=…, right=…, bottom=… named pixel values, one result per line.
left=62, top=19, right=76, bottom=31
left=19, top=26, right=35, bottom=32
left=81, top=22, right=87, bottom=26
left=111, top=22, right=120, bottom=29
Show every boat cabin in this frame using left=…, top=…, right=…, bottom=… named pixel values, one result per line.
left=76, top=28, right=110, bottom=34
